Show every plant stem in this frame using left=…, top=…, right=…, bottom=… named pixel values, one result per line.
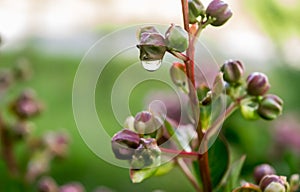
left=177, top=158, right=202, bottom=192
left=180, top=1, right=213, bottom=191
left=160, top=147, right=200, bottom=160
left=0, top=112, right=19, bottom=177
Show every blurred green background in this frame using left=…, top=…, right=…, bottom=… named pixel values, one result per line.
left=1, top=0, right=300, bottom=191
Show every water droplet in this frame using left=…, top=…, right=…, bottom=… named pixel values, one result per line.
left=141, top=60, right=162, bottom=72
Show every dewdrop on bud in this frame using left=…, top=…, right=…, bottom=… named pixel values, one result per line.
left=111, top=129, right=140, bottom=160
left=170, top=62, right=188, bottom=89
left=165, top=24, right=189, bottom=52
left=258, top=94, right=283, bottom=120
left=254, top=164, right=276, bottom=184
left=206, top=0, right=233, bottom=26
left=259, top=175, right=289, bottom=192
left=221, top=60, right=244, bottom=84
left=188, top=0, right=205, bottom=24
left=137, top=26, right=167, bottom=72
left=246, top=72, right=270, bottom=96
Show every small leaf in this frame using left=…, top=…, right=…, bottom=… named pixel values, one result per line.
left=130, top=168, right=158, bottom=183
left=232, top=183, right=262, bottom=192
left=154, top=161, right=175, bottom=176
left=219, top=155, right=247, bottom=192
left=208, top=136, right=230, bottom=189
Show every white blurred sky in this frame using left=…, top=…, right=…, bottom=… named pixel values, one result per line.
left=0, top=0, right=299, bottom=68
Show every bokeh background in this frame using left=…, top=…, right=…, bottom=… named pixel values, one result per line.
left=1, top=0, right=300, bottom=191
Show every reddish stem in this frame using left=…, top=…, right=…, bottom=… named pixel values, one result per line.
left=160, top=147, right=200, bottom=160
left=0, top=112, right=19, bottom=176
left=180, top=1, right=213, bottom=191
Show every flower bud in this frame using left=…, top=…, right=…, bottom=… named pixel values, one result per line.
left=13, top=58, right=33, bottom=81
left=254, top=164, right=276, bottom=184
left=37, top=177, right=58, bottom=192
left=131, top=138, right=161, bottom=169
left=206, top=0, right=233, bottom=26
left=240, top=99, right=259, bottom=120
left=60, top=183, right=85, bottom=192
left=290, top=174, right=300, bottom=192
left=221, top=60, right=244, bottom=84
left=10, top=89, right=42, bottom=119
left=259, top=175, right=288, bottom=192
left=246, top=72, right=270, bottom=96
left=134, top=111, right=162, bottom=135
left=258, top=94, right=283, bottom=120
left=188, top=0, right=205, bottom=24
left=165, top=24, right=189, bottom=52
left=111, top=129, right=140, bottom=160
left=170, top=62, right=187, bottom=88
left=44, top=132, right=69, bottom=158
left=137, top=27, right=167, bottom=62
left=0, top=69, right=13, bottom=93
left=12, top=121, right=33, bottom=139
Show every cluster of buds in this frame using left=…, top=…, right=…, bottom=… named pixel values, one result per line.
left=188, top=0, right=232, bottom=26
left=111, top=111, right=162, bottom=169
left=220, top=60, right=283, bottom=121
left=37, top=177, right=113, bottom=192
left=234, top=164, right=299, bottom=192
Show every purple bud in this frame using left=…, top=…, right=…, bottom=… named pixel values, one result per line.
left=259, top=175, right=288, bottom=192
left=246, top=72, right=270, bottom=96
left=206, top=0, right=233, bottom=26
left=258, top=94, right=283, bottom=120
left=111, top=129, right=140, bottom=160
left=221, top=60, right=244, bottom=84
left=253, top=164, right=276, bottom=184
left=44, top=132, right=69, bottom=157
left=134, top=111, right=162, bottom=134
left=37, top=177, right=58, bottom=192
left=59, top=183, right=85, bottom=192
left=11, top=89, right=42, bottom=119
left=137, top=26, right=166, bottom=61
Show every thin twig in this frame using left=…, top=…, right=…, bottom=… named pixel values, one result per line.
left=160, top=147, right=200, bottom=160
left=0, top=112, right=19, bottom=176
left=176, top=158, right=202, bottom=192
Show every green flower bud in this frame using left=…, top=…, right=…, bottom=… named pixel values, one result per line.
left=137, top=27, right=167, bottom=62
left=254, top=164, right=276, bottom=184
left=206, top=0, right=233, bottom=26
left=290, top=174, right=300, bottom=192
left=165, top=24, right=189, bottom=52
left=258, top=94, right=283, bottom=120
left=131, top=138, right=161, bottom=169
left=221, top=60, right=244, bottom=84
left=240, top=98, right=259, bottom=120
left=188, top=0, right=205, bottom=24
left=111, top=129, right=140, bottom=160
left=246, top=72, right=270, bottom=96
left=259, top=175, right=288, bottom=192
left=170, top=62, right=187, bottom=88
left=134, top=111, right=162, bottom=134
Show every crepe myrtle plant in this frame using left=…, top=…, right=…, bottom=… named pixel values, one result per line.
left=111, top=0, right=299, bottom=192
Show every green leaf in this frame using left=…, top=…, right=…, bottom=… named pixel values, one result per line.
left=220, top=155, right=247, bottom=192
left=208, top=136, right=230, bottom=189
left=130, top=161, right=175, bottom=183
left=130, top=168, right=158, bottom=183
left=154, top=161, right=175, bottom=176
